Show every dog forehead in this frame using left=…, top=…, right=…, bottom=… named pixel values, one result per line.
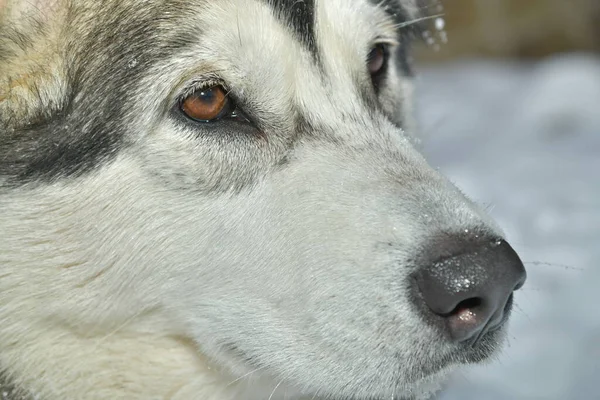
left=263, top=0, right=417, bottom=55
left=0, top=0, right=62, bottom=22
left=266, top=0, right=317, bottom=56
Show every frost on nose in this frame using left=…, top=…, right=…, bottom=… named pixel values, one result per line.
left=413, top=234, right=526, bottom=343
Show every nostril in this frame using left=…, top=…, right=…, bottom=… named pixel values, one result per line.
left=447, top=296, right=512, bottom=343
left=433, top=296, right=483, bottom=318
left=450, top=297, right=483, bottom=317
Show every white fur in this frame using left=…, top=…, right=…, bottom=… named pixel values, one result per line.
left=0, top=1, right=504, bottom=399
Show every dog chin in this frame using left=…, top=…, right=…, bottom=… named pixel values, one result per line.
left=332, top=369, right=453, bottom=400
left=344, top=330, right=506, bottom=400
left=227, top=353, right=455, bottom=400
left=215, top=326, right=505, bottom=400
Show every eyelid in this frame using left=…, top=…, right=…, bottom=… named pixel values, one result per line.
left=373, top=36, right=400, bottom=47
left=165, top=68, right=226, bottom=108
left=176, top=78, right=230, bottom=107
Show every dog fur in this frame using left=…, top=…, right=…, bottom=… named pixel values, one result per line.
left=1, top=1, right=513, bottom=399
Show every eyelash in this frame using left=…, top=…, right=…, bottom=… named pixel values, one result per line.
left=176, top=79, right=227, bottom=106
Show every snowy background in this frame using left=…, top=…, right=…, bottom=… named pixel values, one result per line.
left=414, top=54, right=600, bottom=400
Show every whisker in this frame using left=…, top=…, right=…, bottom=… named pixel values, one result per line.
left=483, top=202, right=496, bottom=213
left=519, top=287, right=543, bottom=292
left=417, top=1, right=445, bottom=12
left=513, top=303, right=533, bottom=323
left=524, top=261, right=583, bottom=271
left=421, top=113, right=451, bottom=141
left=268, top=379, right=284, bottom=400
left=226, top=364, right=268, bottom=387
left=392, top=14, right=444, bottom=30
left=91, top=308, right=152, bottom=350
left=309, top=385, right=323, bottom=400
left=236, top=10, right=242, bottom=47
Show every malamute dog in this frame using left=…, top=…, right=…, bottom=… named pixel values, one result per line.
left=0, top=0, right=526, bottom=399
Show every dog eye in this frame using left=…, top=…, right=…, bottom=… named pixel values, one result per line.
left=367, top=44, right=389, bottom=88
left=180, top=86, right=238, bottom=122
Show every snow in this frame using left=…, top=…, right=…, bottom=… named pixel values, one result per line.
left=414, top=54, right=600, bottom=400
left=434, top=17, right=445, bottom=31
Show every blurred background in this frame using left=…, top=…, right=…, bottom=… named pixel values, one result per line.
left=411, top=1, right=600, bottom=399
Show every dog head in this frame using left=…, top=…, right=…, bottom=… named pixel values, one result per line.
left=0, top=1, right=525, bottom=399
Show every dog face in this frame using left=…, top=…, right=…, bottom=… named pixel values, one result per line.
left=0, top=1, right=525, bottom=399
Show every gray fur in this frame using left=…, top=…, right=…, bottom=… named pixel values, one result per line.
left=0, top=1, right=514, bottom=399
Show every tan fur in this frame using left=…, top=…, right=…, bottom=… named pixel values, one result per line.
left=0, top=0, right=67, bottom=128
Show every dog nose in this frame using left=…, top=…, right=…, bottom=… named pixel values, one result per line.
left=414, top=237, right=526, bottom=343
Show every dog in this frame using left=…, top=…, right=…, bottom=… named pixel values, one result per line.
left=0, top=1, right=527, bottom=399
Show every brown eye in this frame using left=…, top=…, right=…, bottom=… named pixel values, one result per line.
left=367, top=44, right=387, bottom=75
left=181, top=86, right=232, bottom=122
